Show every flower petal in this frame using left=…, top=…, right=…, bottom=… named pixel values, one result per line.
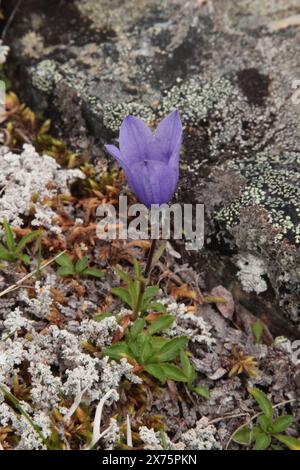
left=104, top=144, right=124, bottom=165
left=129, top=160, right=178, bottom=207
left=105, top=144, right=135, bottom=188
left=154, top=111, right=182, bottom=162
left=119, top=115, right=153, bottom=163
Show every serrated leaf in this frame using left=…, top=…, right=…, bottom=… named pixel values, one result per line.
left=130, top=318, right=145, bottom=338
left=155, top=336, right=188, bottom=362
left=158, top=363, right=188, bottom=382
left=144, top=364, right=166, bottom=383
left=248, top=387, right=273, bottom=420
left=83, top=267, right=104, bottom=278
left=57, top=266, right=75, bottom=277
left=128, top=280, right=140, bottom=309
left=149, top=336, right=169, bottom=352
left=273, top=434, right=300, bottom=450
left=253, top=432, right=271, bottom=450
left=270, top=416, right=294, bottom=434
left=140, top=338, right=154, bottom=364
left=111, top=287, right=132, bottom=308
left=16, top=230, right=42, bottom=253
left=148, top=315, right=175, bottom=335
left=232, top=426, right=251, bottom=445
left=2, top=219, right=15, bottom=252
left=75, top=256, right=89, bottom=273
left=114, top=265, right=132, bottom=284
left=55, top=253, right=74, bottom=268
left=104, top=342, right=131, bottom=361
left=143, top=285, right=159, bottom=303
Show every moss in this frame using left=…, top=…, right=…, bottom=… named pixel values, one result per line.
left=217, top=152, right=300, bottom=245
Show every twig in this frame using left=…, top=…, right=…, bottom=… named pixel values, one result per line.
left=0, top=250, right=66, bottom=298
left=1, top=0, right=23, bottom=40
left=225, top=398, right=296, bottom=450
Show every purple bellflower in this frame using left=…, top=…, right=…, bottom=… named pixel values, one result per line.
left=105, top=111, right=182, bottom=207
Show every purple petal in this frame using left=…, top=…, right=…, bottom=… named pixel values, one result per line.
left=154, top=111, right=182, bottom=162
left=104, top=144, right=124, bottom=165
left=105, top=144, right=136, bottom=188
left=119, top=115, right=153, bottom=163
left=128, top=160, right=178, bottom=207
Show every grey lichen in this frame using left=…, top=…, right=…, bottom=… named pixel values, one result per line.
left=159, top=77, right=234, bottom=125
left=218, top=151, right=300, bottom=245
left=31, top=59, right=62, bottom=94
left=236, top=254, right=268, bottom=294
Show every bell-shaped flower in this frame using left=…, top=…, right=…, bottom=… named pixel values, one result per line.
left=105, top=111, right=182, bottom=207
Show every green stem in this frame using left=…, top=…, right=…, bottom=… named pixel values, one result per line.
left=131, top=239, right=157, bottom=320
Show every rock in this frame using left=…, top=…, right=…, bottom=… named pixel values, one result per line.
left=5, top=0, right=300, bottom=332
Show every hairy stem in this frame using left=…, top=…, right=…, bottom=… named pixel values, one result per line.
left=132, top=239, right=157, bottom=320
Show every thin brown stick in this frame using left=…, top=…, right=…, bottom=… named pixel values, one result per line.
left=0, top=250, right=66, bottom=298
left=1, top=0, right=23, bottom=40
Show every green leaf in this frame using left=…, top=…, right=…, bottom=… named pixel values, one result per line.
left=158, top=363, right=189, bottom=382
left=273, top=434, right=300, bottom=450
left=93, top=312, right=114, bottom=322
left=128, top=280, right=140, bottom=310
left=144, top=364, right=166, bottom=383
left=253, top=432, right=271, bottom=450
left=19, top=254, right=31, bottom=265
left=0, top=244, right=11, bottom=261
left=2, top=219, right=15, bottom=252
left=15, top=230, right=42, bottom=253
left=191, top=386, right=210, bottom=399
left=232, top=426, right=251, bottom=445
left=148, top=315, right=175, bottom=335
left=149, top=336, right=169, bottom=353
left=75, top=256, right=89, bottom=273
left=252, top=320, right=264, bottom=344
left=155, top=336, right=188, bottom=362
left=142, top=302, right=167, bottom=314
left=83, top=267, right=104, bottom=278
left=114, top=265, right=132, bottom=284
left=55, top=253, right=74, bottom=268
left=180, top=350, right=196, bottom=384
left=133, top=258, right=142, bottom=279
left=248, top=387, right=273, bottom=420
left=258, top=415, right=272, bottom=433
left=111, top=287, right=132, bottom=308
left=270, top=416, right=294, bottom=434
left=57, top=266, right=75, bottom=277
left=130, top=319, right=145, bottom=339
left=150, top=240, right=167, bottom=269
left=104, top=342, right=131, bottom=361
left=143, top=285, right=159, bottom=303
left=140, top=338, right=154, bottom=364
